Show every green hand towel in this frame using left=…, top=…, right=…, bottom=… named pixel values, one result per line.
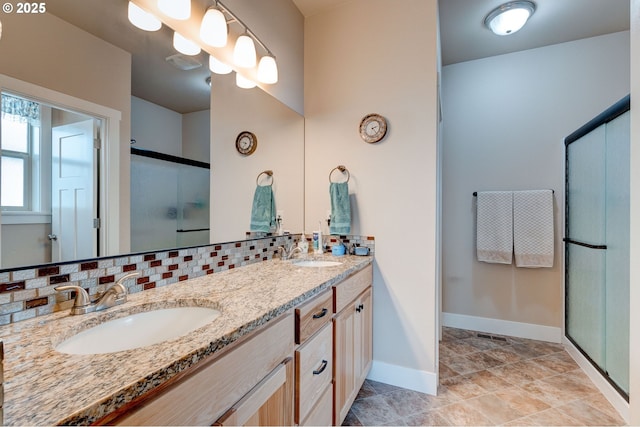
left=330, top=182, right=351, bottom=235
left=250, top=185, right=276, bottom=233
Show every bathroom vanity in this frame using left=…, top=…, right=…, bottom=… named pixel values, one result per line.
left=0, top=254, right=372, bottom=426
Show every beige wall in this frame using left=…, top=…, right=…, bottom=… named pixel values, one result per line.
left=441, top=32, right=630, bottom=332
left=304, top=0, right=440, bottom=392
left=0, top=11, right=132, bottom=254
left=629, top=0, right=639, bottom=423
left=210, top=74, right=304, bottom=243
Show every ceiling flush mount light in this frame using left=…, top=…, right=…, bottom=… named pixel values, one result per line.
left=173, top=32, right=201, bottom=56
left=200, top=6, right=228, bottom=47
left=484, top=1, right=536, bottom=36
left=234, top=34, right=257, bottom=68
left=128, top=2, right=161, bottom=31
left=158, top=0, right=191, bottom=20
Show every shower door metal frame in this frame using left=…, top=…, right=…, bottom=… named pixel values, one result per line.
left=564, top=94, right=630, bottom=401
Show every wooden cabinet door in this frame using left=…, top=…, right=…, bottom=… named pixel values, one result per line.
left=333, top=287, right=372, bottom=426
left=215, top=357, right=294, bottom=426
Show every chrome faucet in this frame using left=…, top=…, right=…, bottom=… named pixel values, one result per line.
left=278, top=244, right=303, bottom=260
left=55, top=272, right=140, bottom=315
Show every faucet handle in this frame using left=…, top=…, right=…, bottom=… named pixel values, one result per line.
left=112, top=272, right=140, bottom=296
left=54, top=285, right=95, bottom=315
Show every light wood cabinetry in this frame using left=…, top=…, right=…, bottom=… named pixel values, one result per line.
left=107, top=313, right=294, bottom=426
left=333, top=265, right=373, bottom=426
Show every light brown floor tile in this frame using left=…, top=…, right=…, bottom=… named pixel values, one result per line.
left=463, top=393, right=525, bottom=424
left=463, top=336, right=505, bottom=351
left=382, top=389, right=431, bottom=417
left=433, top=401, right=493, bottom=426
left=404, top=410, right=452, bottom=426
left=520, top=373, right=597, bottom=407
left=509, top=342, right=548, bottom=359
left=493, top=386, right=551, bottom=416
left=464, top=351, right=504, bottom=369
left=466, top=369, right=513, bottom=392
left=557, top=399, right=624, bottom=426
left=342, top=409, right=362, bottom=426
left=440, top=339, right=479, bottom=355
left=439, top=362, right=459, bottom=379
left=442, top=354, right=487, bottom=375
left=349, top=394, right=401, bottom=425
left=355, top=380, right=377, bottom=400
left=366, top=379, right=403, bottom=395
left=483, top=346, right=523, bottom=364
left=428, top=385, right=462, bottom=408
left=582, top=392, right=626, bottom=423
left=488, top=362, right=543, bottom=386
left=513, top=407, right=583, bottom=426
left=530, top=352, right=579, bottom=374
left=440, top=375, right=487, bottom=399
left=442, top=327, right=475, bottom=340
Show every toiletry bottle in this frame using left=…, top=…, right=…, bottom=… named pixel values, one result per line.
left=313, top=229, right=323, bottom=254
left=299, top=234, right=309, bottom=253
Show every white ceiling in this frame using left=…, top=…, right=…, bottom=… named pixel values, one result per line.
left=294, top=0, right=630, bottom=66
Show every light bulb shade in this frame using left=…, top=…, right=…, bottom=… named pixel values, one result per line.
left=209, top=55, right=232, bottom=74
left=257, top=56, right=278, bottom=84
left=173, top=32, right=201, bottom=56
left=233, top=35, right=257, bottom=68
left=200, top=7, right=228, bottom=47
left=236, top=73, right=256, bottom=89
left=484, top=1, right=535, bottom=36
left=128, top=2, right=161, bottom=31
left=158, top=0, right=190, bottom=20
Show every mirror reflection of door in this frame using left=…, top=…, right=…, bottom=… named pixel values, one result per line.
left=51, top=118, right=98, bottom=262
left=0, top=93, right=100, bottom=268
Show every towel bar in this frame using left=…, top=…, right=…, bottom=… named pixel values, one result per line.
left=256, top=170, right=274, bottom=186
left=329, top=165, right=350, bottom=183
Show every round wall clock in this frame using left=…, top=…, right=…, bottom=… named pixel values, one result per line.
left=236, top=131, right=257, bottom=155
left=359, top=113, right=388, bottom=143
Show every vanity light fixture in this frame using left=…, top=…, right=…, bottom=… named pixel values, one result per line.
left=209, top=55, right=232, bottom=74
left=200, top=6, right=228, bottom=47
left=127, top=2, right=161, bottom=31
left=158, top=0, right=191, bottom=20
left=233, top=33, right=257, bottom=68
left=173, top=32, right=201, bottom=56
left=484, top=1, right=536, bottom=36
left=236, top=72, right=256, bottom=89
left=257, top=55, right=278, bottom=84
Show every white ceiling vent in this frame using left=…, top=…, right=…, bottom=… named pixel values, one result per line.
left=165, top=53, right=203, bottom=71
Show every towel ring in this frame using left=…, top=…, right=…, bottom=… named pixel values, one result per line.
left=256, top=170, right=274, bottom=186
left=329, top=165, right=350, bottom=183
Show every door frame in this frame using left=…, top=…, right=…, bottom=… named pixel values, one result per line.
left=0, top=73, right=121, bottom=259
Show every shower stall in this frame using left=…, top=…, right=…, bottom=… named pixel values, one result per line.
left=564, top=95, right=630, bottom=399
left=130, top=147, right=210, bottom=253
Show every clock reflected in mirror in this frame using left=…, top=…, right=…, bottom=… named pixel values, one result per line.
left=359, top=113, right=388, bottom=143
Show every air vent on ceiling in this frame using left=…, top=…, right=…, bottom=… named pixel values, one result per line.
left=165, top=53, right=203, bottom=71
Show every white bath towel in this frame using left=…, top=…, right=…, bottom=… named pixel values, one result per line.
left=513, top=190, right=554, bottom=268
left=476, top=191, right=513, bottom=264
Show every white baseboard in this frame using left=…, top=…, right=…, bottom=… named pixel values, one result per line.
left=563, top=337, right=629, bottom=423
left=442, top=312, right=562, bottom=343
left=367, top=360, right=438, bottom=396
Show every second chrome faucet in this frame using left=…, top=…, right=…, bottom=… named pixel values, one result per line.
left=55, top=272, right=140, bottom=315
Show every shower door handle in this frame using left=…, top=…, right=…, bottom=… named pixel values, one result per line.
left=563, top=237, right=606, bottom=250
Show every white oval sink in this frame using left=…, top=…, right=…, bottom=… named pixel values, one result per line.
left=294, top=260, right=343, bottom=268
left=56, top=307, right=221, bottom=355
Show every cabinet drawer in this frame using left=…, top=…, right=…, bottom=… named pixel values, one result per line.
left=295, top=322, right=333, bottom=423
left=333, top=264, right=372, bottom=314
left=299, top=382, right=332, bottom=427
left=295, top=290, right=332, bottom=344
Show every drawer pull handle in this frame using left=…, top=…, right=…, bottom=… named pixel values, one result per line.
left=313, top=360, right=328, bottom=375
left=356, top=304, right=364, bottom=313
left=312, top=308, right=328, bottom=319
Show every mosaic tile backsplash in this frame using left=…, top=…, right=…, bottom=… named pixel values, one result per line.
left=0, top=234, right=375, bottom=325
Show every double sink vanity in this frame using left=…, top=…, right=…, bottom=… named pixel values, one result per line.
left=1, top=253, right=373, bottom=426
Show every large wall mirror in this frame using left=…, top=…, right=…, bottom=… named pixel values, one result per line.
left=0, top=0, right=304, bottom=270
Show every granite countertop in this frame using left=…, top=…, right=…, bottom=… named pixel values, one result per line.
left=0, top=254, right=372, bottom=426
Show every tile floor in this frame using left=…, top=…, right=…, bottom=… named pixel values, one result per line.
left=343, top=327, right=626, bottom=426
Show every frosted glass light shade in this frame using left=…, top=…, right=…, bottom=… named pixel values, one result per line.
left=209, top=55, right=232, bottom=74
left=233, top=35, right=256, bottom=68
left=484, top=1, right=535, bottom=36
left=158, top=0, right=190, bottom=20
left=236, top=73, right=256, bottom=89
left=200, top=7, right=228, bottom=47
left=128, top=2, right=161, bottom=31
left=173, top=32, right=201, bottom=56
left=257, top=56, right=278, bottom=84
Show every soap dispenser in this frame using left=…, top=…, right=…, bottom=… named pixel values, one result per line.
left=298, top=234, right=309, bottom=254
